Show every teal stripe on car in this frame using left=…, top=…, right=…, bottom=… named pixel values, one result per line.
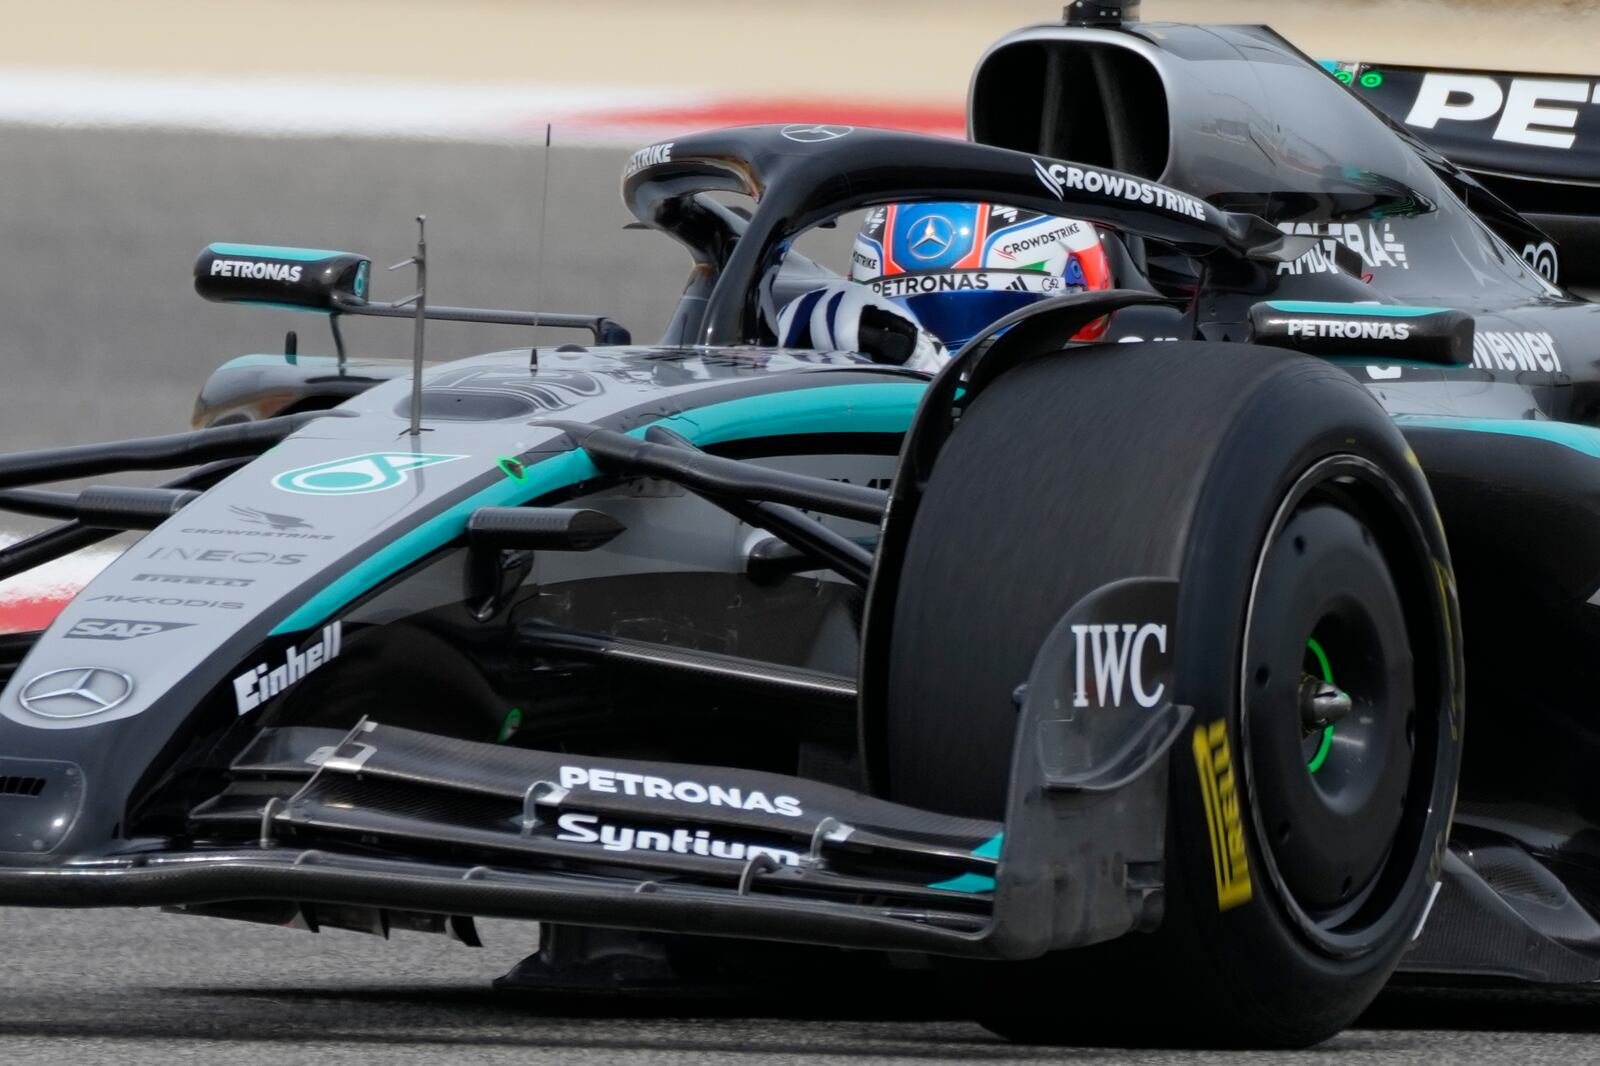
left=1395, top=415, right=1600, bottom=459
left=927, top=872, right=997, bottom=894
left=270, top=380, right=927, bottom=634
left=926, top=833, right=1004, bottom=893
left=209, top=242, right=353, bottom=262
left=1267, top=301, right=1449, bottom=318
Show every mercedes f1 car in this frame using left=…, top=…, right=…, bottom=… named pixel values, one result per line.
left=1, top=2, right=1597, bottom=1047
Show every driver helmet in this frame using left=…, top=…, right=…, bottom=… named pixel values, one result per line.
left=848, top=202, right=1113, bottom=347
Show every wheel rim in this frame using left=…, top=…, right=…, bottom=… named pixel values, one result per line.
left=1238, top=454, right=1447, bottom=957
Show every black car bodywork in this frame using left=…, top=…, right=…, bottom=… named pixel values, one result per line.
left=0, top=8, right=1596, bottom=999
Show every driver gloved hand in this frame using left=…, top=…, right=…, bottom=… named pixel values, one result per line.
left=777, top=282, right=948, bottom=372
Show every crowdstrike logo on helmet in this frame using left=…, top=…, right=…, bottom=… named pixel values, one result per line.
left=994, top=222, right=1084, bottom=259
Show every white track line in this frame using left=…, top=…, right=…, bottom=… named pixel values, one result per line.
left=0, top=68, right=967, bottom=145
left=0, top=68, right=712, bottom=143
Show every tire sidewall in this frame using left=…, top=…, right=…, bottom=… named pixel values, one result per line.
left=1164, top=358, right=1461, bottom=1039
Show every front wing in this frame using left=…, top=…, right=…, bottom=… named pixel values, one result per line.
left=0, top=577, right=1189, bottom=961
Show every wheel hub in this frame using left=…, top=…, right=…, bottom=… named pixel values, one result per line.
left=1297, top=673, right=1351, bottom=733
left=1244, top=502, right=1414, bottom=917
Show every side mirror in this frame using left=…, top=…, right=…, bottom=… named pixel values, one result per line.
left=194, top=243, right=370, bottom=312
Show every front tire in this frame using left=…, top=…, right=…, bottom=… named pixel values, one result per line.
left=883, top=343, right=1461, bottom=1046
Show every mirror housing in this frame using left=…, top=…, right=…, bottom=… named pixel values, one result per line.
left=194, top=243, right=370, bottom=312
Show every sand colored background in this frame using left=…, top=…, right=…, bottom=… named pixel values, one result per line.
left=0, top=0, right=1589, bottom=98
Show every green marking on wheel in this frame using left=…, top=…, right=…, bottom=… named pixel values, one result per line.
left=1306, top=637, right=1336, bottom=774
left=498, top=707, right=523, bottom=744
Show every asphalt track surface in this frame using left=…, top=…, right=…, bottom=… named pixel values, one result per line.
left=3, top=125, right=1600, bottom=1062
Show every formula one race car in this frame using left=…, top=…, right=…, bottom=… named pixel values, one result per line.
left=1, top=2, right=1597, bottom=1048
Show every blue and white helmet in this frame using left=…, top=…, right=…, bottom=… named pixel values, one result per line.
left=848, top=202, right=1113, bottom=347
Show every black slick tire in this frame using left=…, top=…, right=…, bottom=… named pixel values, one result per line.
left=884, top=342, right=1461, bottom=1047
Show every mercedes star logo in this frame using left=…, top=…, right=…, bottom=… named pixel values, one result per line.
left=19, top=667, right=133, bottom=719
left=908, top=215, right=956, bottom=260
left=780, top=123, right=854, bottom=143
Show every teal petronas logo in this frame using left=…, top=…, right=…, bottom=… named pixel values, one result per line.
left=272, top=452, right=467, bottom=495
